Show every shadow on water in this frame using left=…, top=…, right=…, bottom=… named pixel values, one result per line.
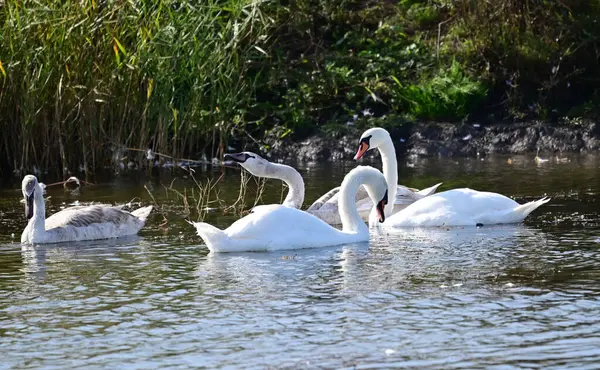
left=0, top=154, right=599, bottom=368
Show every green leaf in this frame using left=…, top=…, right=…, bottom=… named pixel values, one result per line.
left=113, top=37, right=127, bottom=56
left=391, top=76, right=403, bottom=88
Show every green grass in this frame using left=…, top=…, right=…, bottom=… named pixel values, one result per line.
left=399, top=60, right=487, bottom=120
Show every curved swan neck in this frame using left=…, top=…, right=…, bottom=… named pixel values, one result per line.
left=265, top=162, right=305, bottom=209
left=29, top=184, right=46, bottom=234
left=339, top=172, right=369, bottom=234
left=378, top=140, right=397, bottom=216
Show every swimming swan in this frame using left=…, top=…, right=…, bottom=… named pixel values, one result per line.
left=20, top=175, right=153, bottom=244
left=190, top=165, right=389, bottom=253
left=354, top=127, right=550, bottom=227
left=224, top=152, right=439, bottom=225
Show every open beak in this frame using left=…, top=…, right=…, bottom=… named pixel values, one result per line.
left=354, top=141, right=369, bottom=160
left=224, top=152, right=247, bottom=163
left=25, top=192, right=34, bottom=220
left=376, top=190, right=388, bottom=223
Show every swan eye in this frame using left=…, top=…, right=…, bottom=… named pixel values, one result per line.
left=359, top=135, right=372, bottom=146
left=354, top=135, right=372, bottom=160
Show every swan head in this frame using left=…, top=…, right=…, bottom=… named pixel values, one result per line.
left=353, top=127, right=391, bottom=160
left=352, top=166, right=388, bottom=223
left=224, top=152, right=269, bottom=177
left=379, top=190, right=388, bottom=222
left=64, top=176, right=81, bottom=189
left=21, top=175, right=38, bottom=219
left=371, top=188, right=388, bottom=223
left=366, top=185, right=388, bottom=226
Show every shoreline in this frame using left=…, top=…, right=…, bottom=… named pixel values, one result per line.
left=4, top=120, right=600, bottom=183
left=258, top=121, right=600, bottom=162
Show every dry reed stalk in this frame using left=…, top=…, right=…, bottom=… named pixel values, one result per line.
left=223, top=169, right=268, bottom=217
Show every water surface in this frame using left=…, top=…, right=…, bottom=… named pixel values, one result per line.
left=1, top=154, right=599, bottom=369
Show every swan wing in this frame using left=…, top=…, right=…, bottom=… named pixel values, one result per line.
left=45, top=205, right=138, bottom=229
left=394, top=183, right=442, bottom=203
left=306, top=187, right=340, bottom=211
left=394, top=186, right=423, bottom=205
left=224, top=204, right=349, bottom=249
left=357, top=183, right=442, bottom=217
left=308, top=185, right=370, bottom=212
left=306, top=185, right=369, bottom=224
left=415, top=182, right=443, bottom=197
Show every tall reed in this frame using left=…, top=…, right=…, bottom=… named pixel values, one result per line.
left=0, top=0, right=273, bottom=176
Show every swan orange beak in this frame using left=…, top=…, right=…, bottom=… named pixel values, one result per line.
left=376, top=190, right=388, bottom=223
left=354, top=141, right=369, bottom=160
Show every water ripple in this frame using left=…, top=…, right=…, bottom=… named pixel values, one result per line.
left=1, top=156, right=600, bottom=368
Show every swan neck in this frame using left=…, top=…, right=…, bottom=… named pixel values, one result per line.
left=266, top=162, right=305, bottom=209
left=30, top=184, right=46, bottom=234
left=379, top=140, right=397, bottom=215
left=339, top=174, right=368, bottom=234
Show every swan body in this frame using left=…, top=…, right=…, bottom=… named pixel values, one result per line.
left=355, top=127, right=550, bottom=227
left=380, top=188, right=550, bottom=227
left=224, top=152, right=438, bottom=225
left=20, top=175, right=153, bottom=244
left=191, top=166, right=388, bottom=253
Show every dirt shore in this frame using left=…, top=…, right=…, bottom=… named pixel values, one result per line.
left=258, top=121, right=600, bottom=162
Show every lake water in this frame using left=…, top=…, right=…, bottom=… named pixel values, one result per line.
left=1, top=154, right=600, bottom=369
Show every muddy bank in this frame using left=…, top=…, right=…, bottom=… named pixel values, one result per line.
left=259, top=121, right=600, bottom=162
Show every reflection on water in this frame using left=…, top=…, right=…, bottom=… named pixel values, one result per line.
left=0, top=154, right=599, bottom=368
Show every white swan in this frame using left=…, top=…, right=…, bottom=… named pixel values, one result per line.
left=190, top=165, right=389, bottom=253
left=354, top=127, right=550, bottom=227
left=224, top=152, right=439, bottom=224
left=20, top=175, right=153, bottom=244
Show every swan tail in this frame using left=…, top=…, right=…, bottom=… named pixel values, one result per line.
left=131, top=206, right=153, bottom=223
left=415, top=182, right=443, bottom=197
left=504, top=197, right=550, bottom=222
left=514, top=197, right=550, bottom=218
left=189, top=221, right=230, bottom=253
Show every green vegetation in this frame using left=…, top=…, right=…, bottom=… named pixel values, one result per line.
left=1, top=0, right=600, bottom=174
left=0, top=0, right=272, bottom=175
